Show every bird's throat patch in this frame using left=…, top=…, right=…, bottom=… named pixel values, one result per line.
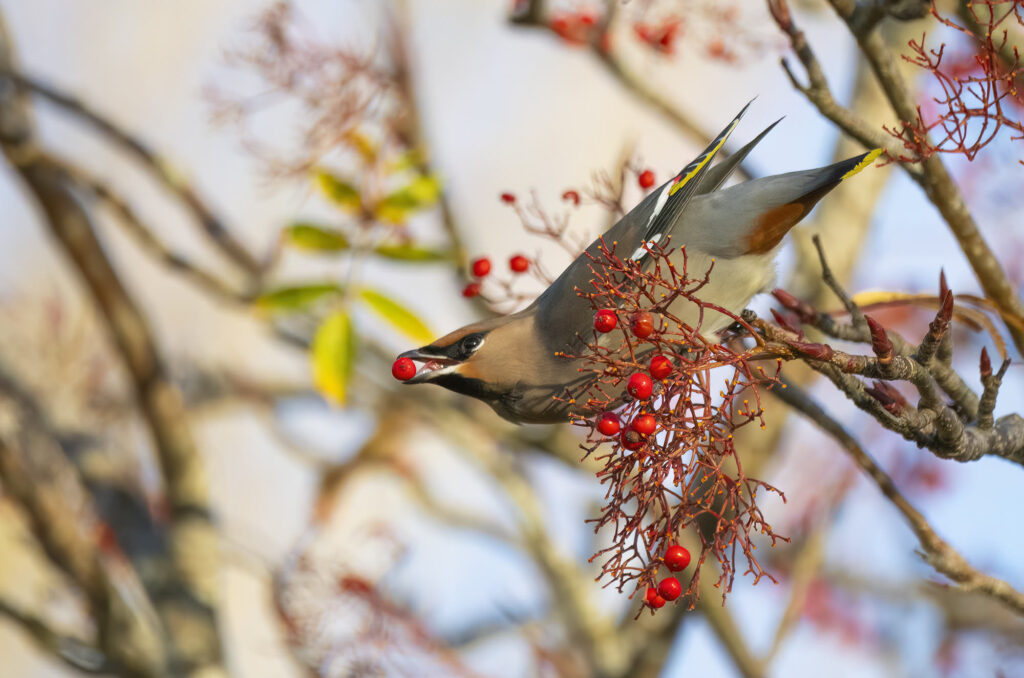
left=747, top=203, right=805, bottom=254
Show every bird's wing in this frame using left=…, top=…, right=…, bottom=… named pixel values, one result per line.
left=677, top=148, right=884, bottom=258
left=632, top=100, right=753, bottom=259
left=530, top=103, right=754, bottom=350
left=692, top=117, right=782, bottom=196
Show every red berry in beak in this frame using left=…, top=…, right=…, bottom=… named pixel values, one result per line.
left=596, top=412, right=620, bottom=436
left=392, top=357, right=417, bottom=381
left=627, top=373, right=653, bottom=400
left=509, top=254, right=529, bottom=273
left=657, top=577, right=682, bottom=601
left=594, top=309, right=618, bottom=333
left=638, top=169, right=655, bottom=189
left=648, top=355, right=673, bottom=380
left=471, top=257, right=492, bottom=277
left=663, top=545, right=691, bottom=572
left=630, top=311, right=655, bottom=339
left=631, top=414, right=657, bottom=436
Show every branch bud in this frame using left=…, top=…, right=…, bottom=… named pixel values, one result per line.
left=938, top=269, right=949, bottom=301
left=789, top=340, right=834, bottom=362
left=864, top=380, right=906, bottom=415
left=767, top=0, right=792, bottom=30
left=772, top=288, right=816, bottom=322
left=980, top=346, right=992, bottom=378
left=865, top=315, right=894, bottom=365
left=770, top=308, right=803, bottom=337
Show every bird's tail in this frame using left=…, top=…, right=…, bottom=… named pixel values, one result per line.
left=835, top=147, right=884, bottom=182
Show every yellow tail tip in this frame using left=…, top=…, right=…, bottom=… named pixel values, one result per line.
left=841, top=148, right=884, bottom=180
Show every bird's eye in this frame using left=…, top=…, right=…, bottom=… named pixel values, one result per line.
left=461, top=335, right=483, bottom=354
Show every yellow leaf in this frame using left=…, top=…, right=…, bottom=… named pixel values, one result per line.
left=358, top=288, right=433, bottom=343
left=254, top=283, right=343, bottom=312
left=311, top=311, right=356, bottom=404
left=284, top=223, right=350, bottom=251
left=375, top=174, right=442, bottom=224
left=314, top=170, right=361, bottom=211
left=347, top=130, right=378, bottom=162
left=373, top=243, right=452, bottom=262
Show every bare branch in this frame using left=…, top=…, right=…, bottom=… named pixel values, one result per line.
left=822, top=0, right=1024, bottom=354
left=0, top=69, right=263, bottom=281
left=774, top=379, right=1024, bottom=616
left=0, top=18, right=225, bottom=675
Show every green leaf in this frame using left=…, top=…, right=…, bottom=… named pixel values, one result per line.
left=284, top=223, right=350, bottom=252
left=376, top=174, right=442, bottom=223
left=314, top=170, right=361, bottom=211
left=358, top=288, right=433, bottom=343
left=373, top=243, right=452, bottom=262
left=254, top=283, right=343, bottom=312
left=311, top=311, right=356, bottom=404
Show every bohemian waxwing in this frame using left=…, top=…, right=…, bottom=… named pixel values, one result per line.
left=397, top=103, right=880, bottom=423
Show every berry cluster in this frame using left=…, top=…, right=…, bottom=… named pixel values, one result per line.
left=460, top=253, right=531, bottom=299
left=572, top=242, right=784, bottom=610
left=643, top=545, right=692, bottom=609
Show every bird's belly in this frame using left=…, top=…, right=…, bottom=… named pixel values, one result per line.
left=665, top=248, right=776, bottom=339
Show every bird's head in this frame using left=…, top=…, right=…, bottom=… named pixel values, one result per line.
left=397, top=314, right=531, bottom=400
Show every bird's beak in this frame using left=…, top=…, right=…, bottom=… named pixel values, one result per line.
left=397, top=347, right=461, bottom=384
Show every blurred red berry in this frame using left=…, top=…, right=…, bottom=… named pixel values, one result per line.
left=630, top=311, right=655, bottom=338
left=664, top=545, right=691, bottom=572
left=597, top=412, right=620, bottom=436
left=500, top=192, right=516, bottom=204
left=509, top=254, right=529, bottom=273
left=621, top=428, right=644, bottom=450
left=631, top=414, right=657, bottom=436
left=471, top=257, right=492, bottom=277
left=561, top=189, right=581, bottom=205
left=649, top=355, right=673, bottom=380
left=658, top=577, right=682, bottom=601
left=638, top=169, right=656, bottom=189
left=391, top=357, right=417, bottom=381
left=462, top=282, right=481, bottom=298
left=627, top=373, right=653, bottom=400
left=594, top=309, right=617, bottom=333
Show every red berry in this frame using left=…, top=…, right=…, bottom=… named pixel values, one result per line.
left=462, top=282, right=481, bottom=298
left=648, top=355, right=673, bottom=380
left=645, top=586, right=659, bottom=604
left=562, top=189, right=581, bottom=205
left=658, top=577, right=682, bottom=601
left=630, top=311, right=655, bottom=339
left=500, top=192, right=516, bottom=204
left=594, top=309, right=618, bottom=333
left=391, top=357, right=417, bottom=381
left=627, top=373, right=653, bottom=400
left=471, top=257, right=492, bottom=277
left=509, top=254, right=529, bottom=273
left=649, top=594, right=666, bottom=609
left=638, top=169, right=656, bottom=189
left=621, top=428, right=644, bottom=451
left=664, top=545, right=691, bottom=572
left=631, top=414, right=657, bottom=436
left=596, top=412, right=620, bottom=436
